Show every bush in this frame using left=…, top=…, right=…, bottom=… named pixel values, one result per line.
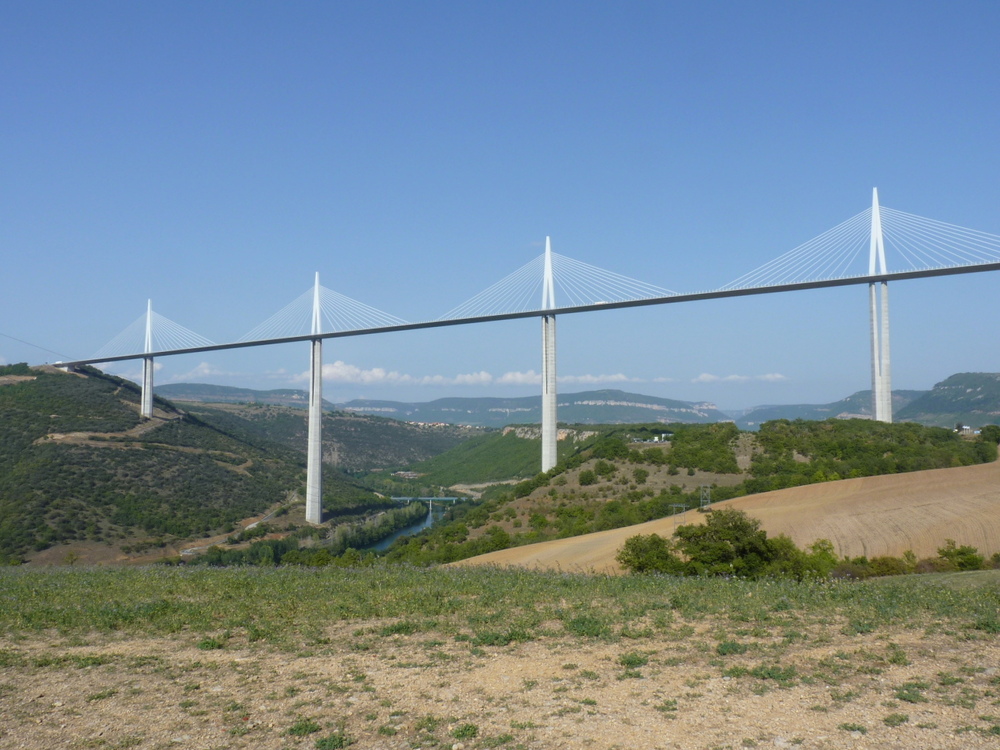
left=594, top=460, right=616, bottom=478
left=616, top=534, right=684, bottom=574
left=673, top=508, right=773, bottom=577
left=914, top=557, right=955, bottom=574
left=867, top=556, right=910, bottom=577
left=937, top=539, right=984, bottom=571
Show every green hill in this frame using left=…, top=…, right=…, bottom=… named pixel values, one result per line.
left=0, top=365, right=378, bottom=563
left=409, top=427, right=602, bottom=486
left=158, top=379, right=1000, bottom=432
left=735, top=390, right=926, bottom=429
left=156, top=382, right=336, bottom=409
left=381, top=419, right=997, bottom=566
left=896, top=373, right=1000, bottom=428
left=175, top=402, right=484, bottom=472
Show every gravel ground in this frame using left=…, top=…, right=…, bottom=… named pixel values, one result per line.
left=2, top=619, right=998, bottom=750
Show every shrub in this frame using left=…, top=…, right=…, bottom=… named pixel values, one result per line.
left=830, top=561, right=872, bottom=580
left=315, top=732, right=353, bottom=749
left=451, top=723, right=479, bottom=739
left=594, top=460, right=616, bottom=478
left=673, top=508, right=773, bottom=577
left=616, top=534, right=684, bottom=574
left=915, top=557, right=956, bottom=574
left=618, top=652, right=649, bottom=668
left=717, top=641, right=748, bottom=656
left=868, top=556, right=909, bottom=577
left=937, top=539, right=984, bottom=571
left=288, top=718, right=322, bottom=736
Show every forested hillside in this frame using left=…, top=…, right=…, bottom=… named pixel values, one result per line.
left=0, top=366, right=360, bottom=563
left=735, top=390, right=925, bottom=429
left=896, top=372, right=1000, bottom=427
left=408, top=427, right=598, bottom=485
left=176, top=402, right=484, bottom=472
left=376, top=419, right=996, bottom=566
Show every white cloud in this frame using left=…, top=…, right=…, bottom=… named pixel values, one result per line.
left=169, top=361, right=234, bottom=381
left=292, top=361, right=490, bottom=387
left=452, top=371, right=494, bottom=386
left=496, top=370, right=540, bottom=385
left=692, top=372, right=788, bottom=384
left=560, top=372, right=637, bottom=385
left=99, top=360, right=165, bottom=383
left=310, top=361, right=413, bottom=385
left=289, top=361, right=652, bottom=388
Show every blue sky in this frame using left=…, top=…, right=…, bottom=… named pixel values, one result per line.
left=2, top=1, right=999, bottom=410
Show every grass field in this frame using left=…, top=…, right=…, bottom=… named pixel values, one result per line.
left=2, top=566, right=999, bottom=642
left=1, top=566, right=999, bottom=748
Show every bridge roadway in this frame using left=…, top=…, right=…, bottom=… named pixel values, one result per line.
left=55, top=262, right=1000, bottom=368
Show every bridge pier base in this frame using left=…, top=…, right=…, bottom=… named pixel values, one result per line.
left=140, top=356, right=154, bottom=418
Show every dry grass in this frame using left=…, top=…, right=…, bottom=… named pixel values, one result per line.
left=454, top=457, right=1000, bottom=573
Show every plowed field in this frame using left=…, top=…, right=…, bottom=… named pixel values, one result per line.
left=453, top=457, right=1000, bottom=573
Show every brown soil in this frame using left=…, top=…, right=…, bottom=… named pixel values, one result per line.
left=2, top=619, right=998, bottom=749
left=453, top=458, right=1000, bottom=574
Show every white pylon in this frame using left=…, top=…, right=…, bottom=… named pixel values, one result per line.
left=541, top=237, right=558, bottom=473
left=305, top=272, right=324, bottom=524
left=868, top=188, right=892, bottom=423
left=140, top=299, right=154, bottom=419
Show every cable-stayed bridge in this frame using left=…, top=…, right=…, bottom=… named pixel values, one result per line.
left=56, top=190, right=1000, bottom=523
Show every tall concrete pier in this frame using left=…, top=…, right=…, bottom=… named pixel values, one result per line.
left=868, top=188, right=892, bottom=422
left=305, top=274, right=324, bottom=524
left=140, top=299, right=154, bottom=418
left=541, top=237, right=557, bottom=472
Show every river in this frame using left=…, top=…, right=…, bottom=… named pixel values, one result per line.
left=367, top=505, right=447, bottom=552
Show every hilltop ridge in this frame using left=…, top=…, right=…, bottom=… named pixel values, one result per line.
left=157, top=376, right=1000, bottom=429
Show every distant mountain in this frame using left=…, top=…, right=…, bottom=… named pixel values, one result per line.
left=178, top=402, right=484, bottom=472
left=158, top=376, right=1000, bottom=431
left=339, top=389, right=732, bottom=427
left=157, top=383, right=336, bottom=409
left=157, top=384, right=731, bottom=427
left=735, top=390, right=926, bottom=430
left=896, top=373, right=1000, bottom=428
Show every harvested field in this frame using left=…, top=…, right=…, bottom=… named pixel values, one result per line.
left=453, top=457, right=1000, bottom=573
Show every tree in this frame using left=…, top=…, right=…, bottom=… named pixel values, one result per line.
left=937, top=539, right=984, bottom=571
left=673, top=508, right=773, bottom=577
left=616, top=534, right=684, bottom=574
left=980, top=424, right=1000, bottom=445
